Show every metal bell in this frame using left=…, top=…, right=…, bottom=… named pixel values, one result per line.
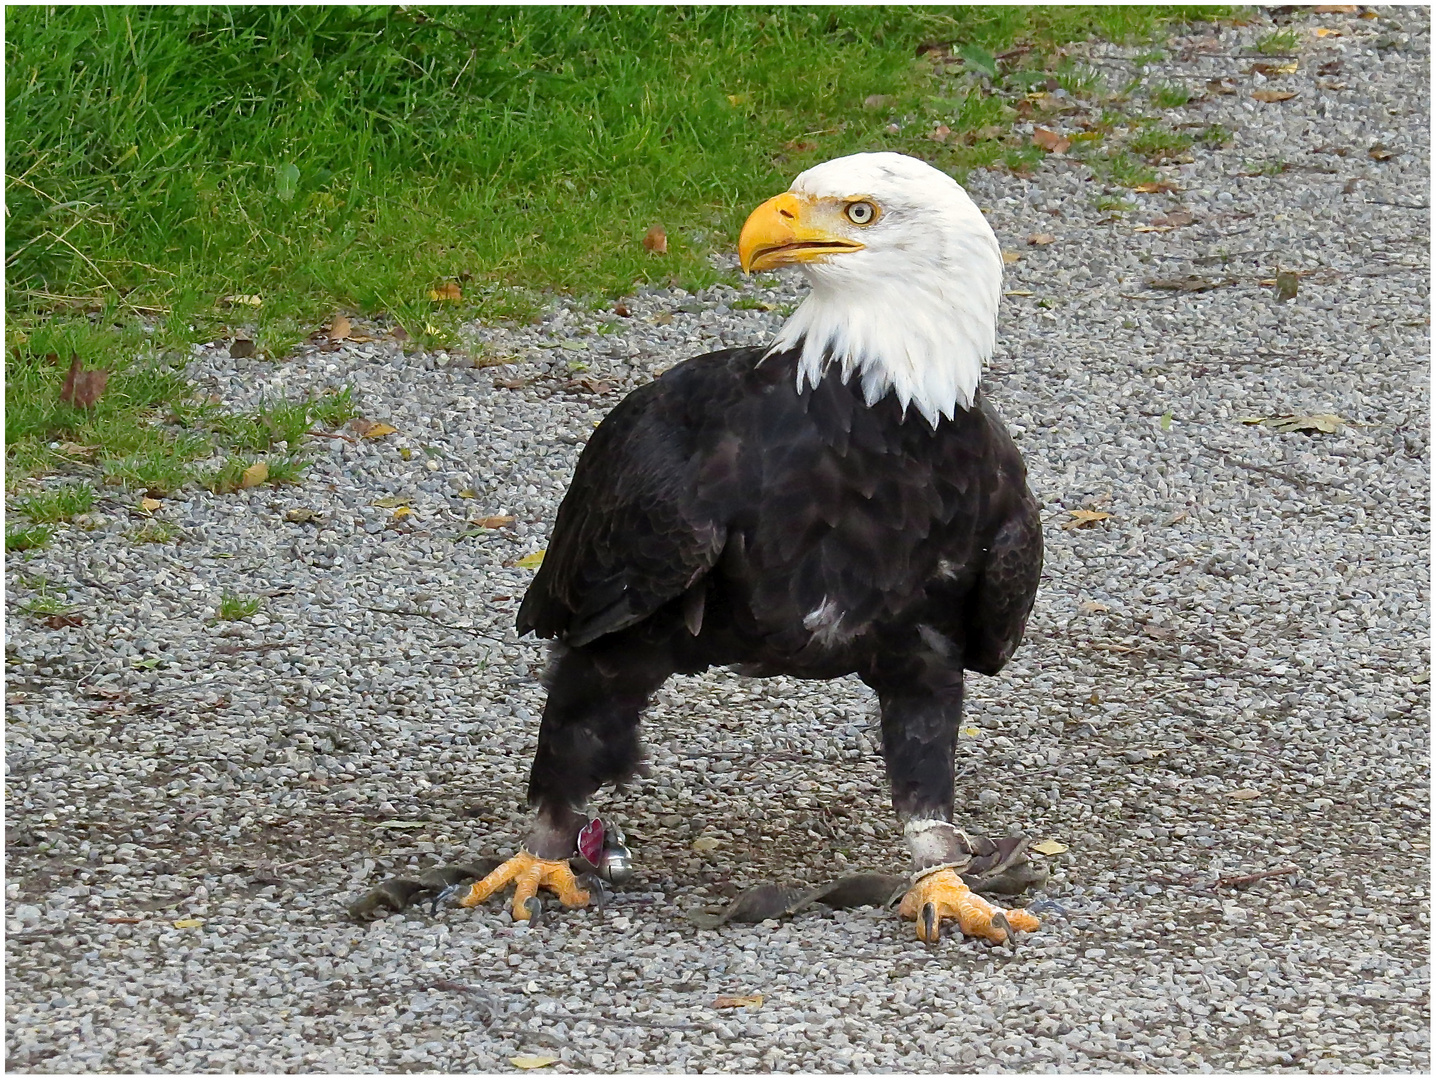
left=598, top=826, right=634, bottom=886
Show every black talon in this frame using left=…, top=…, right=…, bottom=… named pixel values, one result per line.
left=922, top=901, right=939, bottom=943
left=991, top=910, right=1015, bottom=949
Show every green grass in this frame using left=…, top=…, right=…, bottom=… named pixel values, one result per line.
left=217, top=591, right=261, bottom=621
left=8, top=6, right=1224, bottom=320
left=129, top=519, right=177, bottom=545
left=1253, top=28, right=1300, bottom=55
left=11, top=482, right=96, bottom=523
left=1127, top=123, right=1194, bottom=163
left=1149, top=82, right=1192, bottom=109
left=6, top=525, right=53, bottom=552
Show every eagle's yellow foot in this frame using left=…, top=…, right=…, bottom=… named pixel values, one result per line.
left=899, top=868, right=1040, bottom=944
left=458, top=852, right=590, bottom=921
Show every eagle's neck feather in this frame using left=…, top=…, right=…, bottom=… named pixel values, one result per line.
left=766, top=266, right=999, bottom=427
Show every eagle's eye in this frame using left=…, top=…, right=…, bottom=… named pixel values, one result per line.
left=845, top=200, right=877, bottom=225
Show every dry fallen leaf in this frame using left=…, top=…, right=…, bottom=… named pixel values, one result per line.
left=691, top=837, right=721, bottom=853
left=1227, top=789, right=1262, bottom=800
left=390, top=506, right=413, bottom=521
left=1079, top=600, right=1111, bottom=614
left=1062, top=509, right=1112, bottom=530
left=494, top=377, right=529, bottom=390
left=1252, top=90, right=1297, bottom=103
left=1027, top=232, right=1056, bottom=245
left=44, top=613, right=85, bottom=629
left=1250, top=61, right=1300, bottom=77
left=1004, top=289, right=1034, bottom=297
left=140, top=497, right=162, bottom=513
left=1150, top=209, right=1197, bottom=229
left=229, top=339, right=256, bottom=359
left=239, top=462, right=269, bottom=489
left=643, top=224, right=668, bottom=254
left=960, top=725, right=981, bottom=737
left=285, top=507, right=321, bottom=523
left=1367, top=143, right=1395, bottom=162
left=514, top=550, right=546, bottom=570
left=614, top=303, right=631, bottom=317
left=1274, top=270, right=1300, bottom=303
left=1001, top=251, right=1021, bottom=265
left=219, top=294, right=263, bottom=308
left=1031, top=127, right=1071, bottom=154
left=1133, top=180, right=1181, bottom=194
left=172, top=918, right=204, bottom=929
left=1313, top=3, right=1357, bottom=11
left=713, top=994, right=764, bottom=1010
left=59, top=354, right=110, bottom=409
left=509, top=1055, right=559, bottom=1070
left=350, top=419, right=398, bottom=438
left=429, top=282, right=462, bottom=302
left=1146, top=276, right=1234, bottom=293
left=471, top=515, right=516, bottom=529
left=1240, top=413, right=1343, bottom=434
left=330, top=315, right=351, bottom=341
left=928, top=124, right=952, bottom=143
left=1314, top=27, right=1342, bottom=37
left=1031, top=840, right=1068, bottom=856
left=56, top=441, right=100, bottom=458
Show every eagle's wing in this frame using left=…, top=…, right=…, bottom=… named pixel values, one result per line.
left=516, top=352, right=749, bottom=647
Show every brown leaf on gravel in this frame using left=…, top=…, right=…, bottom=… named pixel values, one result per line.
left=1002, top=251, right=1022, bottom=265
left=1252, top=90, right=1297, bottom=103
left=59, top=354, right=109, bottom=409
left=1145, top=276, right=1234, bottom=293
left=1133, top=180, right=1181, bottom=194
left=1273, top=270, right=1300, bottom=303
left=1227, top=789, right=1262, bottom=800
left=1151, top=209, right=1197, bottom=229
left=713, top=994, right=764, bottom=1010
left=140, top=497, right=163, bottom=513
left=1205, top=78, right=1238, bottom=96
left=1062, top=509, right=1112, bottom=530
left=229, top=338, right=256, bottom=358
left=643, top=224, right=668, bottom=254
left=493, top=377, right=529, bottom=390
left=470, top=515, right=516, bottom=529
left=614, top=303, right=631, bottom=317
left=43, top=613, right=85, bottom=629
left=239, top=462, right=269, bottom=489
left=329, top=315, right=352, bottom=341
left=1240, top=413, right=1342, bottom=434
left=349, top=419, right=398, bottom=438
left=1367, top=143, right=1396, bottom=161
left=1026, top=232, right=1056, bottom=245
left=570, top=376, right=613, bottom=395
left=1031, top=127, right=1070, bottom=154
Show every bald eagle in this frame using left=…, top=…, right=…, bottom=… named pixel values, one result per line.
left=461, top=152, right=1044, bottom=943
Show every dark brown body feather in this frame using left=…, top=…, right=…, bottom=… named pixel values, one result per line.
left=513, top=343, right=1042, bottom=856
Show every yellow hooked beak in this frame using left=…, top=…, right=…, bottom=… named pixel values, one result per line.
left=738, top=192, right=865, bottom=273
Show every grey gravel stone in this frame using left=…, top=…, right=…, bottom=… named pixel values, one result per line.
left=5, top=9, right=1429, bottom=1073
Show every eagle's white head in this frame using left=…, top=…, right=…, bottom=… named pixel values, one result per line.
left=738, top=151, right=1002, bottom=426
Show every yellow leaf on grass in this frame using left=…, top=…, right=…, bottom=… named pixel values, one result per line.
left=140, top=497, right=162, bottom=513
left=172, top=918, right=204, bottom=929
left=713, top=994, right=763, bottom=1009
left=219, top=294, right=263, bottom=308
left=240, top=462, right=269, bottom=489
left=1227, top=789, right=1262, bottom=800
left=515, top=550, right=546, bottom=570
left=1031, top=840, right=1068, bottom=856
left=1062, top=509, right=1112, bottom=530
left=429, top=282, right=463, bottom=302
left=510, top=1055, right=559, bottom=1070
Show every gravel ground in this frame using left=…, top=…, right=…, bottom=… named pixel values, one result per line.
left=6, top=8, right=1430, bottom=1073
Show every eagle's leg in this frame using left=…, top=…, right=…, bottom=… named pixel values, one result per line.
left=873, top=675, right=1040, bottom=945
left=461, top=641, right=668, bottom=921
